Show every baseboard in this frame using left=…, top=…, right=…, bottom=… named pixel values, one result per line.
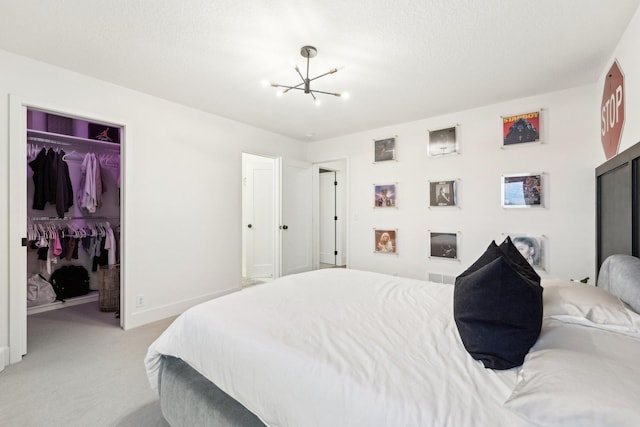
left=124, top=286, right=240, bottom=330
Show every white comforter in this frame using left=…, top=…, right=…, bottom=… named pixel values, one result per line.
left=145, top=268, right=529, bottom=426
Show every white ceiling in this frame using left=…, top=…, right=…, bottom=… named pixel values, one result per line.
left=1, top=0, right=638, bottom=142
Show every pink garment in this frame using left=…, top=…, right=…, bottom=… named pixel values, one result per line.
left=53, top=231, right=62, bottom=257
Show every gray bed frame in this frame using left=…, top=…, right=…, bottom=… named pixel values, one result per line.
left=155, top=141, right=640, bottom=426
left=158, top=355, right=266, bottom=427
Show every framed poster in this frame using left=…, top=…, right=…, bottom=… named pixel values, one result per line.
left=502, top=173, right=543, bottom=208
left=507, top=234, right=546, bottom=271
left=374, top=229, right=397, bottom=254
left=502, top=111, right=540, bottom=146
left=428, top=126, right=458, bottom=157
left=374, top=136, right=397, bottom=162
left=429, top=231, right=458, bottom=260
left=374, top=183, right=397, bottom=208
left=429, top=180, right=457, bottom=207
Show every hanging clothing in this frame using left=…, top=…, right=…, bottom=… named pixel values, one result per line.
left=78, top=152, right=103, bottom=213
left=28, top=148, right=48, bottom=210
left=92, top=236, right=108, bottom=272
left=46, top=148, right=58, bottom=205
left=52, top=230, right=62, bottom=257
left=95, top=155, right=104, bottom=209
left=55, top=150, right=74, bottom=218
left=28, top=147, right=74, bottom=217
left=103, top=224, right=117, bottom=266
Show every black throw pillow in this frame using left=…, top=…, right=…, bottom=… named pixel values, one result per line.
left=453, top=241, right=543, bottom=369
left=499, top=236, right=539, bottom=283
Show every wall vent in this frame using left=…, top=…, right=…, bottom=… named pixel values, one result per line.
left=428, top=272, right=456, bottom=285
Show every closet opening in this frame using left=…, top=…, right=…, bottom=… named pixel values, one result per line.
left=25, top=108, right=123, bottom=322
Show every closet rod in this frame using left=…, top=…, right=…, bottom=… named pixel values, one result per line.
left=28, top=216, right=120, bottom=221
left=27, top=135, right=121, bottom=153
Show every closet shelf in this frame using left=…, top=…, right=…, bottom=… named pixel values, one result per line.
left=27, top=291, right=99, bottom=315
left=27, top=129, right=121, bottom=152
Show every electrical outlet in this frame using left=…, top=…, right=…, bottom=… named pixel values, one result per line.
left=136, top=295, right=145, bottom=308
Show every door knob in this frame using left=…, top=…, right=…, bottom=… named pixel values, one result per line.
left=280, top=225, right=289, bottom=230
left=247, top=224, right=252, bottom=228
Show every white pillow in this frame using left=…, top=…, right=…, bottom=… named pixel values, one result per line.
left=504, top=319, right=640, bottom=426
left=542, top=279, right=637, bottom=333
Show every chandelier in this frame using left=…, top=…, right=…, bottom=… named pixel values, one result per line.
left=268, top=46, right=347, bottom=105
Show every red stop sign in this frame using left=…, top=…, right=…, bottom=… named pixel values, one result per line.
left=601, top=61, right=625, bottom=160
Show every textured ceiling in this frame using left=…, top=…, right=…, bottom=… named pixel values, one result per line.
left=0, top=0, right=638, bottom=141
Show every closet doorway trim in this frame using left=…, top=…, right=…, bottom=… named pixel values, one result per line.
left=8, top=94, right=129, bottom=364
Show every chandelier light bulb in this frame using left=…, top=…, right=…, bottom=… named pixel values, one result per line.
left=341, top=92, right=350, bottom=99
left=261, top=79, right=270, bottom=87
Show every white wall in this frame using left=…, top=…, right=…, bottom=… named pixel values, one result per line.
left=598, top=4, right=640, bottom=157
left=307, top=85, right=601, bottom=283
left=0, top=49, right=305, bottom=359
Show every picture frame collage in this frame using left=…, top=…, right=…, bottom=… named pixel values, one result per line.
left=371, top=110, right=547, bottom=270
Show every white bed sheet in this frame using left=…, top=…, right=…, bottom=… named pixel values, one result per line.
left=145, top=268, right=529, bottom=427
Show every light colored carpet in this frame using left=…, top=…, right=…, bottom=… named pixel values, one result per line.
left=241, top=277, right=266, bottom=287
left=0, top=302, right=176, bottom=427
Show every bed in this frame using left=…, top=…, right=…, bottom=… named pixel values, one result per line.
left=145, top=258, right=640, bottom=426
left=145, top=143, right=640, bottom=426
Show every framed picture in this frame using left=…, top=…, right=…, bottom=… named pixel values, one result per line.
left=374, top=229, right=397, bottom=254
left=374, top=184, right=397, bottom=208
left=502, top=111, right=540, bottom=146
left=429, top=180, right=457, bottom=207
left=507, top=234, right=546, bottom=271
left=374, top=136, right=397, bottom=162
left=429, top=231, right=458, bottom=260
left=428, top=126, right=458, bottom=157
left=502, top=173, right=543, bottom=208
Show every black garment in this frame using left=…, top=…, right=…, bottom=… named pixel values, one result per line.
left=59, top=232, right=67, bottom=260
left=46, top=148, right=58, bottom=204
left=92, top=237, right=108, bottom=272
left=37, top=247, right=48, bottom=261
left=55, top=150, right=74, bottom=218
left=28, top=148, right=74, bottom=217
left=28, top=148, right=48, bottom=210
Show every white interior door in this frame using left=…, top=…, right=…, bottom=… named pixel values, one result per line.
left=242, top=154, right=275, bottom=279
left=281, top=158, right=313, bottom=276
left=8, top=96, right=28, bottom=363
left=319, top=171, right=336, bottom=265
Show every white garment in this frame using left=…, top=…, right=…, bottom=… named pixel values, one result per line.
left=79, top=153, right=97, bottom=213
left=103, top=223, right=117, bottom=266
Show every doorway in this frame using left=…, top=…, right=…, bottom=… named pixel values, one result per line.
left=8, top=96, right=126, bottom=364
left=314, top=159, right=347, bottom=269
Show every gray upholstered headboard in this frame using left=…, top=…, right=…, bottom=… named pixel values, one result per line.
left=597, top=254, right=640, bottom=313
left=596, top=141, right=640, bottom=271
